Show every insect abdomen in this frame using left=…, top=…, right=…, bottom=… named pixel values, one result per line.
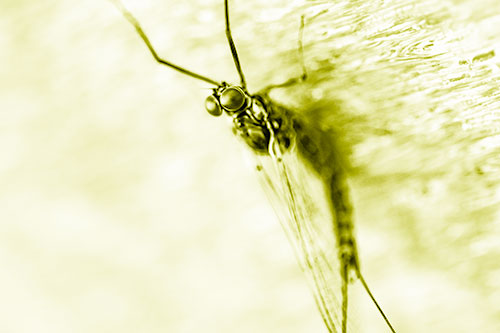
left=294, top=116, right=360, bottom=272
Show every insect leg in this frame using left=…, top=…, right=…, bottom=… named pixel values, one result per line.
left=261, top=15, right=308, bottom=93
left=224, top=0, right=247, bottom=89
left=298, top=15, right=308, bottom=81
left=109, top=0, right=220, bottom=86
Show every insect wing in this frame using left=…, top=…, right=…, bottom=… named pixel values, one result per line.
left=254, top=148, right=355, bottom=333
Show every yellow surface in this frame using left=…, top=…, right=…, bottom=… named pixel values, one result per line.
left=1, top=0, right=499, bottom=332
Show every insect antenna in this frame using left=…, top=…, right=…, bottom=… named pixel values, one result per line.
left=224, top=0, right=247, bottom=89
left=356, top=269, right=397, bottom=333
left=109, top=0, right=221, bottom=86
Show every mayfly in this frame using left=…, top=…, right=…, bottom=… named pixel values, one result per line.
left=110, top=0, right=397, bottom=332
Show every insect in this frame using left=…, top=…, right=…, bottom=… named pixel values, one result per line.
left=110, top=0, right=398, bottom=332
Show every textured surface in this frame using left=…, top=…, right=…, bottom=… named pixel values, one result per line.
left=1, top=0, right=499, bottom=332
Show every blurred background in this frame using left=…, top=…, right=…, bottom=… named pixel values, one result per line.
left=1, top=0, right=499, bottom=332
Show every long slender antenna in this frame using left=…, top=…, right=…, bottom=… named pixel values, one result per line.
left=110, top=0, right=221, bottom=86
left=224, top=0, right=247, bottom=89
left=357, top=270, right=397, bottom=333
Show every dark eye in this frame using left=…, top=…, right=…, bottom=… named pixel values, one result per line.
left=205, top=95, right=222, bottom=116
left=220, top=87, right=246, bottom=111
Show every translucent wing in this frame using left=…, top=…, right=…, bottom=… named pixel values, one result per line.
left=253, top=135, right=354, bottom=333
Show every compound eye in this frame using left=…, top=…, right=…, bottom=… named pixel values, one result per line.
left=205, top=95, right=222, bottom=116
left=220, top=87, right=246, bottom=112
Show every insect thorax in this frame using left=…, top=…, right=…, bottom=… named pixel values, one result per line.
left=232, top=94, right=294, bottom=155
left=205, top=83, right=294, bottom=155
